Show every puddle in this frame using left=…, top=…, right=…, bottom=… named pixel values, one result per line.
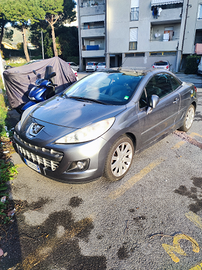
left=1, top=198, right=107, bottom=269
left=174, top=177, right=202, bottom=213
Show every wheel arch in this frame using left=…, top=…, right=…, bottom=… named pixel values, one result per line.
left=125, top=132, right=137, bottom=151
left=192, top=101, right=197, bottom=111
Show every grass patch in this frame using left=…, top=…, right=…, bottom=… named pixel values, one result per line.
left=7, top=62, right=26, bottom=68
left=0, top=75, right=4, bottom=90
left=0, top=76, right=18, bottom=224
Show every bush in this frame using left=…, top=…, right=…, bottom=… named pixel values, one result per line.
left=184, top=55, right=201, bottom=74
left=0, top=87, right=18, bottom=224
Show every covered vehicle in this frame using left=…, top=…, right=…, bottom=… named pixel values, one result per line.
left=3, top=56, right=77, bottom=110
left=13, top=69, right=197, bottom=183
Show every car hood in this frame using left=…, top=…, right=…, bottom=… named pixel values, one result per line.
left=31, top=95, right=126, bottom=129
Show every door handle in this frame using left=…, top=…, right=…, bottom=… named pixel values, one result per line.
left=173, top=98, right=179, bottom=104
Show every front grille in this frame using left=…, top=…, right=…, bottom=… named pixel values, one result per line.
left=14, top=133, right=63, bottom=171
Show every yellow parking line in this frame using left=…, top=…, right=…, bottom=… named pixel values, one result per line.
left=186, top=212, right=202, bottom=269
left=172, top=132, right=202, bottom=149
left=189, top=262, right=202, bottom=270
left=172, top=141, right=186, bottom=149
left=16, top=163, right=26, bottom=168
left=185, top=212, right=202, bottom=231
left=108, top=158, right=164, bottom=200
left=190, top=132, right=202, bottom=139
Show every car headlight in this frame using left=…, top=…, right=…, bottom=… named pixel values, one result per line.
left=55, top=117, right=115, bottom=144
left=17, top=104, right=38, bottom=131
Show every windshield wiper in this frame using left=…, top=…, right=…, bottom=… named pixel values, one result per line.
left=67, top=96, right=107, bottom=105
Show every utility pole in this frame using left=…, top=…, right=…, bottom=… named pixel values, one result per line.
left=176, top=0, right=189, bottom=72
left=77, top=0, right=83, bottom=71
left=105, top=0, right=110, bottom=69
left=41, top=30, right=44, bottom=60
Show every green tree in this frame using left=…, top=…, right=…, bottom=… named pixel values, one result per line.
left=0, top=1, right=10, bottom=48
left=29, top=24, right=79, bottom=61
left=2, top=0, right=44, bottom=62
left=38, top=0, right=76, bottom=57
left=29, top=21, right=54, bottom=58
left=56, top=26, right=78, bottom=61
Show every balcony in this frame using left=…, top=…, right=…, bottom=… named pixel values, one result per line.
left=80, top=3, right=105, bottom=16
left=150, top=7, right=182, bottom=24
left=81, top=27, right=105, bottom=38
left=82, top=48, right=105, bottom=58
left=149, top=40, right=178, bottom=52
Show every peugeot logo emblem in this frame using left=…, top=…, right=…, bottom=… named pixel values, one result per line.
left=28, top=123, right=44, bottom=137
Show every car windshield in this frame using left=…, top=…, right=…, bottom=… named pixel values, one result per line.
left=64, top=71, right=143, bottom=105
left=87, top=62, right=94, bottom=65
left=98, top=62, right=105, bottom=66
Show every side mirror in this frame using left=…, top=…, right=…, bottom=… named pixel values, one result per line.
left=150, top=94, right=159, bottom=108
left=146, top=95, right=159, bottom=114
left=49, top=72, right=56, bottom=79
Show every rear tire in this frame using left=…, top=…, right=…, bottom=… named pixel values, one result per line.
left=178, top=104, right=195, bottom=132
left=104, top=135, right=134, bottom=182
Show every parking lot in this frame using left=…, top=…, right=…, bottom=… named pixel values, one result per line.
left=1, top=72, right=202, bottom=269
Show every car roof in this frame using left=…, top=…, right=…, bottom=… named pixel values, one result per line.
left=100, top=68, right=179, bottom=79
left=154, top=60, right=169, bottom=64
left=108, top=67, right=149, bottom=75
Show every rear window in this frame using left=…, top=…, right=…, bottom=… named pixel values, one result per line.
left=154, top=61, right=168, bottom=66
left=98, top=62, right=106, bottom=66
left=87, top=62, right=95, bottom=65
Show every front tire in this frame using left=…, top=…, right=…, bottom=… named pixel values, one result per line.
left=178, top=104, right=195, bottom=132
left=104, top=135, right=134, bottom=182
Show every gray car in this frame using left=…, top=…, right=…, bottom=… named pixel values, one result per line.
left=67, top=62, right=79, bottom=72
left=13, top=69, right=197, bottom=183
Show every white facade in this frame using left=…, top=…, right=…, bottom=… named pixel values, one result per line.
left=77, top=0, right=202, bottom=71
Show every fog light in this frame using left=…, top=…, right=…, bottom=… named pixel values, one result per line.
left=66, top=159, right=90, bottom=172
left=77, top=161, right=85, bottom=170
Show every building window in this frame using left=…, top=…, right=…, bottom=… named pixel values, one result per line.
left=129, top=28, right=138, bottom=50
left=150, top=51, right=176, bottom=56
left=125, top=53, right=135, bottom=57
left=135, top=52, right=145, bottom=57
left=125, top=52, right=145, bottom=57
left=163, top=51, right=176, bottom=56
left=129, top=42, right=137, bottom=50
left=131, top=0, right=139, bottom=21
left=198, top=4, right=202, bottom=19
left=150, top=52, right=163, bottom=56
left=131, top=7, right=139, bottom=21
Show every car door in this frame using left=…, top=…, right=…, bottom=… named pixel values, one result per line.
left=136, top=73, right=180, bottom=149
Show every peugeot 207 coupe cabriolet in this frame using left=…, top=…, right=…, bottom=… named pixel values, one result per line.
left=13, top=69, right=198, bottom=183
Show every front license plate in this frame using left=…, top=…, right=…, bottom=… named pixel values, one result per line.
left=24, top=158, right=41, bottom=173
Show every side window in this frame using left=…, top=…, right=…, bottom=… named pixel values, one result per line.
left=145, top=74, right=173, bottom=99
left=139, top=89, right=147, bottom=109
left=169, top=75, right=182, bottom=91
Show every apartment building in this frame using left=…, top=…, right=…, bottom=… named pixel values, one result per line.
left=77, top=0, right=202, bottom=72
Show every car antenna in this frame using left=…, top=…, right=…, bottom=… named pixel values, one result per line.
left=117, top=57, right=128, bottom=71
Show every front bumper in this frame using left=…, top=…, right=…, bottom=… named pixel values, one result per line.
left=13, top=132, right=110, bottom=183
